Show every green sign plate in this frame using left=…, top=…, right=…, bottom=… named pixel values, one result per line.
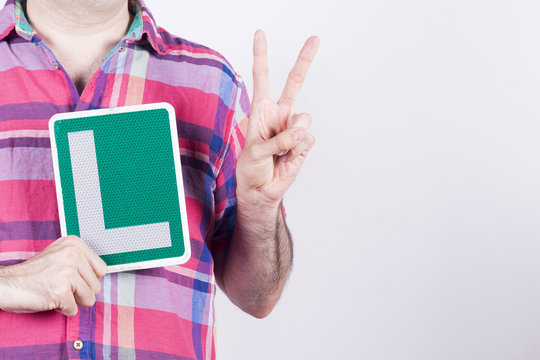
left=49, top=103, right=191, bottom=273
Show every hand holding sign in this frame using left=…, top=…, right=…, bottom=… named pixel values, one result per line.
left=236, top=30, right=320, bottom=208
left=0, top=235, right=107, bottom=316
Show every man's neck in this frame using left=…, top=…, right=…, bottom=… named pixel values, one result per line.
left=25, top=0, right=131, bottom=40
left=24, top=0, right=132, bottom=95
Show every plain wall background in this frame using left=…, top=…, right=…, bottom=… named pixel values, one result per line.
left=4, top=0, right=540, bottom=358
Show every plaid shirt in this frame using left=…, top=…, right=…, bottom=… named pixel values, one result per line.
left=0, top=0, right=250, bottom=359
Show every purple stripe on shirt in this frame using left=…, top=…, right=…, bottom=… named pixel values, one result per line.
left=139, top=56, right=225, bottom=93
left=180, top=155, right=210, bottom=176
left=0, top=136, right=50, bottom=149
left=0, top=343, right=66, bottom=358
left=0, top=102, right=72, bottom=122
left=0, top=221, right=60, bottom=241
left=0, top=259, right=24, bottom=266
left=153, top=53, right=235, bottom=81
left=176, top=119, right=213, bottom=144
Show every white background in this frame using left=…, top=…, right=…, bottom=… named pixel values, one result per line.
left=5, top=0, right=540, bottom=358
left=148, top=0, right=540, bottom=359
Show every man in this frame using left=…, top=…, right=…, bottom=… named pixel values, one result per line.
left=0, top=0, right=318, bottom=358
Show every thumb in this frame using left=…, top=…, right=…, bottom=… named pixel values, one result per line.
left=252, top=128, right=306, bottom=159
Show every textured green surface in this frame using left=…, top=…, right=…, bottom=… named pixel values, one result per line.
left=53, top=108, right=185, bottom=266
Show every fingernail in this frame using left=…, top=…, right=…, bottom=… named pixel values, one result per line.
left=293, top=128, right=306, bottom=142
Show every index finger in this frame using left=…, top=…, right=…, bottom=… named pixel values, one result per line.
left=278, top=36, right=320, bottom=106
left=69, top=236, right=108, bottom=278
left=84, top=247, right=108, bottom=278
left=252, top=29, right=269, bottom=102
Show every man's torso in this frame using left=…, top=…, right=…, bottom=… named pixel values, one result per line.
left=0, top=0, right=248, bottom=359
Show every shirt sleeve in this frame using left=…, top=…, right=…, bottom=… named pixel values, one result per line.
left=207, top=76, right=250, bottom=254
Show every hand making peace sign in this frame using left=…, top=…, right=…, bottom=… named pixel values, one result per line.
left=236, top=30, right=320, bottom=208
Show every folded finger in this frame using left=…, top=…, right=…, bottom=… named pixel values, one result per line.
left=78, top=258, right=102, bottom=294
left=283, top=133, right=315, bottom=162
left=56, top=294, right=78, bottom=317
left=292, top=112, right=312, bottom=130
left=252, top=127, right=306, bottom=159
left=81, top=245, right=108, bottom=279
left=72, top=275, right=96, bottom=308
left=65, top=236, right=108, bottom=278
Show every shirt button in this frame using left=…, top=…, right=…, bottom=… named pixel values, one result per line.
left=119, top=46, right=126, bottom=52
left=73, top=340, right=84, bottom=351
left=52, top=61, right=59, bottom=70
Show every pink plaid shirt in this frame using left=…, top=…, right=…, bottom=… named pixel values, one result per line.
left=0, top=0, right=250, bottom=358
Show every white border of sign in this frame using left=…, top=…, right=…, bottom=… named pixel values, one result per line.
left=49, top=102, right=191, bottom=273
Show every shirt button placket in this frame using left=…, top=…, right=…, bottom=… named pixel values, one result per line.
left=66, top=312, right=84, bottom=359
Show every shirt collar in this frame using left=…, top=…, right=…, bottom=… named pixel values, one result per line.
left=0, top=0, right=169, bottom=54
left=0, top=0, right=32, bottom=42
left=125, top=0, right=170, bottom=54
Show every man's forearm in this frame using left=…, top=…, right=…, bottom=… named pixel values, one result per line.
left=221, top=200, right=293, bottom=318
left=217, top=30, right=319, bottom=319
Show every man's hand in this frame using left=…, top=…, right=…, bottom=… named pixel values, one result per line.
left=0, top=235, right=107, bottom=317
left=236, top=30, right=320, bottom=209
left=214, top=31, right=319, bottom=318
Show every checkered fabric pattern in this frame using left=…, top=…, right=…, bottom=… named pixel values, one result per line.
left=0, top=0, right=250, bottom=358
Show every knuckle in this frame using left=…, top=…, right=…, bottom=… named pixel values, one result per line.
left=66, top=306, right=78, bottom=317
left=249, top=143, right=264, bottom=159
left=62, top=245, right=81, bottom=260
left=65, top=235, right=81, bottom=243
left=253, top=67, right=269, bottom=77
left=59, top=266, right=77, bottom=279
left=280, top=94, right=295, bottom=105
left=307, top=133, right=315, bottom=145
left=51, top=283, right=71, bottom=301
left=276, top=137, right=290, bottom=152
left=96, top=264, right=107, bottom=279
left=53, top=236, right=70, bottom=247
left=287, top=149, right=298, bottom=159
left=93, top=280, right=102, bottom=294
left=299, top=50, right=314, bottom=62
left=294, top=113, right=312, bottom=128
left=81, top=293, right=96, bottom=307
left=47, top=298, right=60, bottom=311
left=288, top=71, right=305, bottom=84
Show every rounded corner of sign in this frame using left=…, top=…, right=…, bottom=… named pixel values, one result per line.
left=48, top=115, right=61, bottom=134
left=160, top=102, right=176, bottom=118
left=177, top=246, right=191, bottom=265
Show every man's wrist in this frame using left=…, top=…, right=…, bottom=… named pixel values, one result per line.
left=0, top=266, right=11, bottom=311
left=236, top=189, right=282, bottom=222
